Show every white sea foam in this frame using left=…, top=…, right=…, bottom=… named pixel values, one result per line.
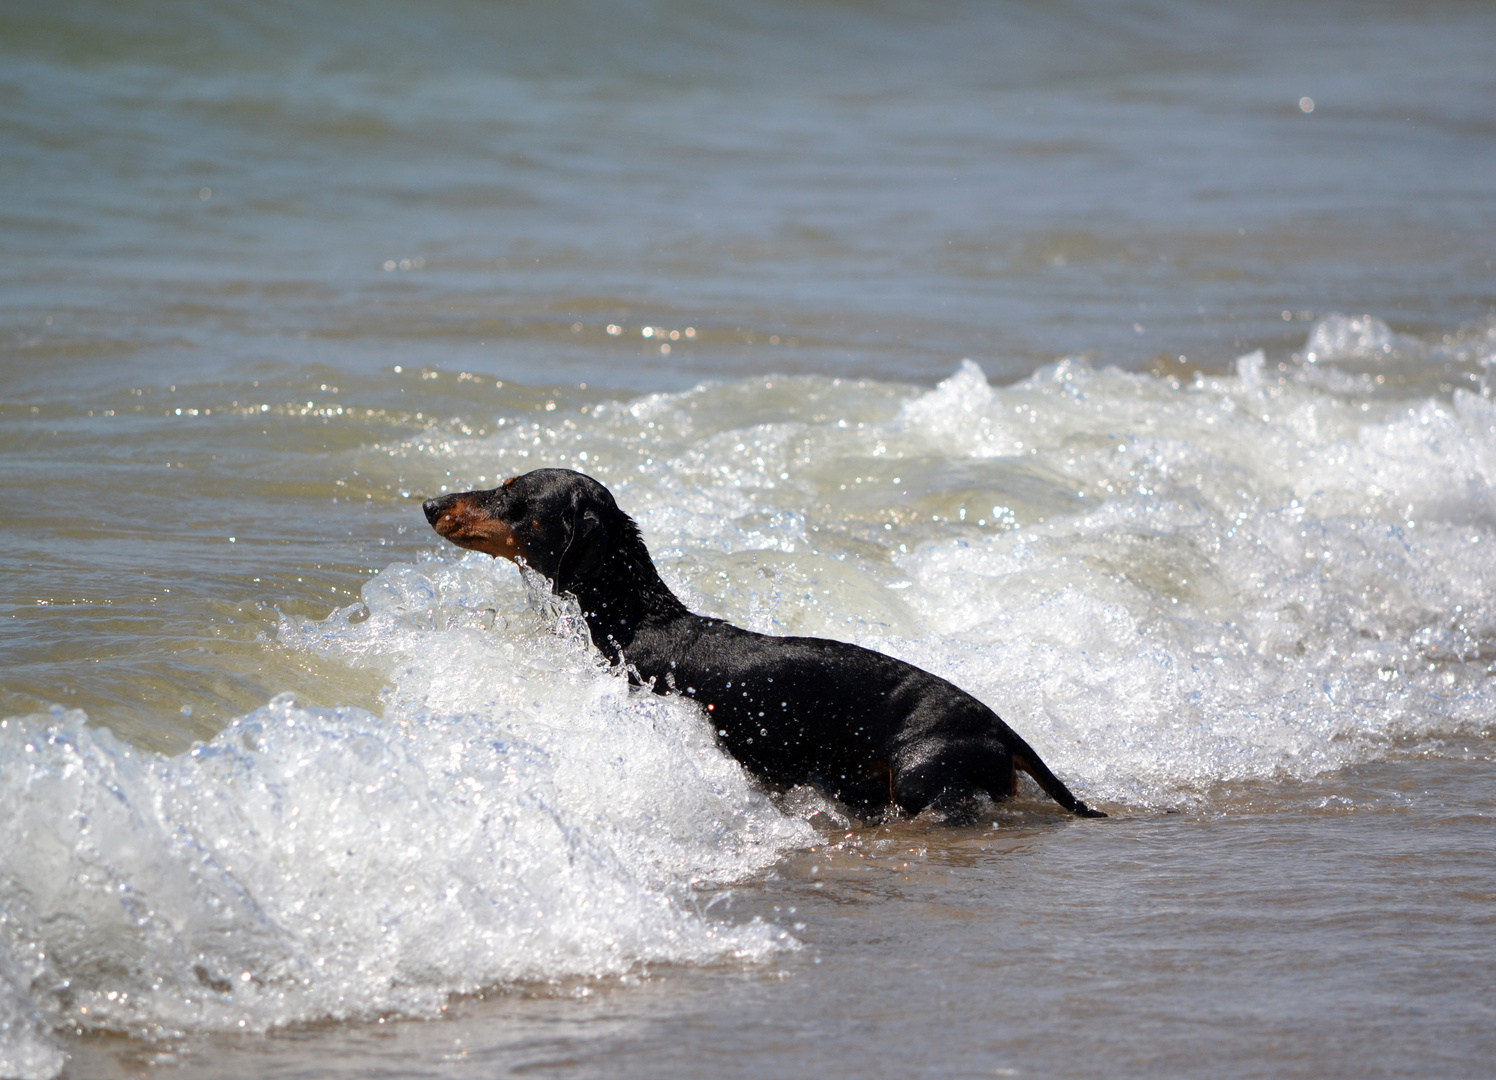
left=0, top=950, right=63, bottom=1080
left=0, top=563, right=811, bottom=1074
left=6, top=320, right=1496, bottom=1075
left=874, top=351, right=1496, bottom=800
left=375, top=328, right=1496, bottom=809
left=1301, top=313, right=1405, bottom=364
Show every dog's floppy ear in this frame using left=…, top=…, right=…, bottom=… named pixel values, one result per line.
left=556, top=497, right=608, bottom=587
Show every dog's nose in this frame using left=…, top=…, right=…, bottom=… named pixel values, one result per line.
left=422, top=497, right=444, bottom=525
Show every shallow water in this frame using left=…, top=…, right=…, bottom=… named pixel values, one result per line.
left=56, top=759, right=1496, bottom=1080
left=3, top=2, right=1496, bottom=1078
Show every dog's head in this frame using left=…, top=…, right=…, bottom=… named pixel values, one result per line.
left=422, top=468, right=614, bottom=589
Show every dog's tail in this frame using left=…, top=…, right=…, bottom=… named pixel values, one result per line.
left=1003, top=723, right=1107, bottom=818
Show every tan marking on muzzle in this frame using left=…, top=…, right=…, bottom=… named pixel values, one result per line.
left=429, top=495, right=524, bottom=561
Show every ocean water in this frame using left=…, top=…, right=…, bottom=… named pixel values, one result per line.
left=3, top=2, right=1495, bottom=1078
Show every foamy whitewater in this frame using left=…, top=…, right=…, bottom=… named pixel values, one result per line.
left=4, top=315, right=1496, bottom=1077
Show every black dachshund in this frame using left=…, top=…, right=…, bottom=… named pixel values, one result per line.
left=424, top=468, right=1104, bottom=821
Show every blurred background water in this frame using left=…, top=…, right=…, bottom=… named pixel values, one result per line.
left=6, top=0, right=1494, bottom=395
left=2, top=2, right=1494, bottom=1078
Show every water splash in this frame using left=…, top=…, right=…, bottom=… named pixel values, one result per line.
left=7, top=330, right=1496, bottom=1075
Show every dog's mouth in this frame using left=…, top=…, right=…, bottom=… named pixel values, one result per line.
left=422, top=494, right=522, bottom=560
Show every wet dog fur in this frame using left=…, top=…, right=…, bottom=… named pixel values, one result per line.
left=423, top=468, right=1104, bottom=822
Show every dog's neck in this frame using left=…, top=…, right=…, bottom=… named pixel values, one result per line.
left=565, top=514, right=688, bottom=663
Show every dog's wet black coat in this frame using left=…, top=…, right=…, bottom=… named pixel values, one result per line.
left=424, top=468, right=1104, bottom=821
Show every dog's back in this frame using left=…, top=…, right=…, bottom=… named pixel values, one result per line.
left=624, top=613, right=1099, bottom=817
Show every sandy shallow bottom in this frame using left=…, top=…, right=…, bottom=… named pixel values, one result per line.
left=60, top=755, right=1494, bottom=1080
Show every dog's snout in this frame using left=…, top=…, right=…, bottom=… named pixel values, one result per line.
left=422, top=491, right=477, bottom=526
left=424, top=491, right=474, bottom=532
left=421, top=489, right=521, bottom=561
